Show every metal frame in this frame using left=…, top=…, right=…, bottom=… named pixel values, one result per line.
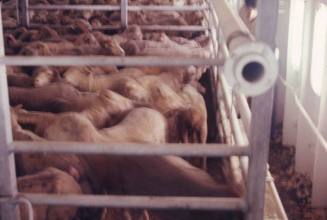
left=0, top=0, right=279, bottom=219
left=13, top=0, right=210, bottom=31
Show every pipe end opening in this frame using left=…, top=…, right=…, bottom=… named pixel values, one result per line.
left=242, top=61, right=264, bottom=83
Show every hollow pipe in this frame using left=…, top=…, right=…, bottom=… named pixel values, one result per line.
left=11, top=142, right=249, bottom=157
left=20, top=193, right=247, bottom=211
left=210, top=0, right=278, bottom=97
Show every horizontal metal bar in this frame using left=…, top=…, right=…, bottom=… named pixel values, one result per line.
left=0, top=56, right=222, bottom=66
left=28, top=23, right=208, bottom=32
left=20, top=193, right=247, bottom=211
left=138, top=25, right=208, bottom=32
left=28, top=4, right=208, bottom=11
left=11, top=141, right=250, bottom=157
left=128, top=5, right=208, bottom=11
left=29, top=4, right=120, bottom=11
left=28, top=23, right=121, bottom=30
left=92, top=24, right=208, bottom=32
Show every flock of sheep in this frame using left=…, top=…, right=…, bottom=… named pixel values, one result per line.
left=2, top=0, right=242, bottom=219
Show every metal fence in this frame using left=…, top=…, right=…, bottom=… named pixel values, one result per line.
left=0, top=0, right=279, bottom=220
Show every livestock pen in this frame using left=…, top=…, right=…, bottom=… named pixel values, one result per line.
left=0, top=0, right=289, bottom=219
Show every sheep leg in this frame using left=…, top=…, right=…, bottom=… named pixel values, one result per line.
left=15, top=110, right=55, bottom=127
left=13, top=127, right=45, bottom=141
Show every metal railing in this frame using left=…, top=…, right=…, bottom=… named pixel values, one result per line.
left=0, top=0, right=279, bottom=220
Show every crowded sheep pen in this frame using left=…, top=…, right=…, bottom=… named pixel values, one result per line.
left=0, top=0, right=289, bottom=220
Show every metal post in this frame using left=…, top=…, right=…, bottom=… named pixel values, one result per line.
left=18, top=0, right=29, bottom=26
left=15, top=0, right=20, bottom=26
left=121, top=0, right=128, bottom=29
left=246, top=0, right=279, bottom=220
left=0, top=6, right=20, bottom=220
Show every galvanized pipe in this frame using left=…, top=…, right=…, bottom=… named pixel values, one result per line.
left=138, top=24, right=208, bottom=32
left=217, top=83, right=246, bottom=195
left=28, top=4, right=120, bottom=11
left=0, top=6, right=20, bottom=219
left=203, top=0, right=218, bottom=57
left=266, top=172, right=288, bottom=220
left=0, top=197, right=34, bottom=220
left=18, top=0, right=29, bottom=26
left=0, top=56, right=222, bottom=66
left=21, top=193, right=247, bottom=211
left=210, top=0, right=278, bottom=97
left=235, top=91, right=251, bottom=136
left=120, top=0, right=128, bottom=29
left=29, top=23, right=121, bottom=30
left=27, top=4, right=208, bottom=11
left=11, top=141, right=250, bottom=157
left=218, top=74, right=249, bottom=183
left=28, top=23, right=208, bottom=32
left=210, top=0, right=253, bottom=51
left=15, top=197, right=34, bottom=220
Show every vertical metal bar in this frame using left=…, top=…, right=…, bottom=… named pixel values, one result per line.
left=19, top=0, right=29, bottom=26
left=0, top=6, right=20, bottom=220
left=121, top=0, right=128, bottom=29
left=15, top=0, right=20, bottom=25
left=246, top=0, right=279, bottom=220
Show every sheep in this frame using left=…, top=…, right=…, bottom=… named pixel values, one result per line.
left=13, top=106, right=166, bottom=142
left=9, top=83, right=135, bottom=117
left=13, top=107, right=239, bottom=220
left=62, top=68, right=207, bottom=143
left=121, top=33, right=211, bottom=58
left=32, top=66, right=117, bottom=88
left=12, top=89, right=135, bottom=130
left=9, top=83, right=96, bottom=112
left=62, top=66, right=200, bottom=93
left=63, top=67, right=144, bottom=92
left=6, top=70, right=34, bottom=88
left=11, top=107, right=100, bottom=195
left=93, top=25, right=143, bottom=45
left=18, top=167, right=82, bottom=220
left=178, top=84, right=207, bottom=143
left=19, top=41, right=76, bottom=56
left=100, top=208, right=150, bottom=220
left=32, top=66, right=63, bottom=88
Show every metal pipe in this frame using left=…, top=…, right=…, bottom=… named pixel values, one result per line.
left=210, top=0, right=278, bottom=97
left=219, top=74, right=249, bottom=177
left=235, top=91, right=251, bottom=135
left=28, top=23, right=208, bottom=32
left=217, top=84, right=246, bottom=195
left=27, top=4, right=208, bottom=11
left=0, top=56, right=222, bottom=66
left=210, top=0, right=254, bottom=51
left=11, top=141, right=250, bottom=157
left=120, top=0, right=128, bottom=29
left=203, top=0, right=218, bottom=57
left=266, top=172, right=288, bottom=220
left=246, top=0, right=278, bottom=218
left=137, top=25, right=208, bottom=32
left=29, top=23, right=121, bottom=30
left=21, top=193, right=247, bottom=211
left=0, top=6, right=20, bottom=219
left=15, top=197, right=34, bottom=220
left=219, top=37, right=251, bottom=130
left=0, top=196, right=35, bottom=220
left=18, top=0, right=29, bottom=26
left=28, top=5, right=120, bottom=11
